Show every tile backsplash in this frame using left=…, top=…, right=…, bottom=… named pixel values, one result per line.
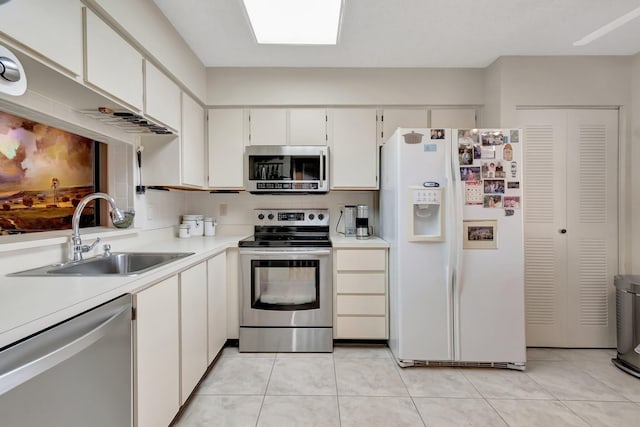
left=185, top=191, right=377, bottom=236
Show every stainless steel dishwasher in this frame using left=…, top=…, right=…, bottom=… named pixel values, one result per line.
left=0, top=294, right=132, bottom=427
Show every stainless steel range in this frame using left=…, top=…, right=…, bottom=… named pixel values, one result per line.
left=238, top=209, right=332, bottom=352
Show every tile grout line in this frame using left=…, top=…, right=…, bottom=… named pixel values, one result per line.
left=254, top=354, right=277, bottom=427
left=458, top=368, right=512, bottom=426
left=332, top=353, right=342, bottom=427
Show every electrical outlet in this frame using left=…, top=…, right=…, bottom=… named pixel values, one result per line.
left=219, top=203, right=227, bottom=216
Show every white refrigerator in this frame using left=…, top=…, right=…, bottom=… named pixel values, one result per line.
left=380, top=128, right=526, bottom=369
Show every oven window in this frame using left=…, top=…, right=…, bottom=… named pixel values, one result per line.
left=251, top=259, right=320, bottom=310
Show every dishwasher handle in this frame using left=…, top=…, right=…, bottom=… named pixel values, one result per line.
left=0, top=304, right=130, bottom=395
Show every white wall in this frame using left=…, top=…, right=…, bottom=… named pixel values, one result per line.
left=206, top=67, right=484, bottom=106
left=490, top=56, right=632, bottom=125
left=631, top=52, right=640, bottom=272
left=185, top=191, right=376, bottom=237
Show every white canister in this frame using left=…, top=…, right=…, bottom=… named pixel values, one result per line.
left=204, top=217, right=216, bottom=236
left=178, top=223, right=191, bottom=239
left=182, top=214, right=204, bottom=236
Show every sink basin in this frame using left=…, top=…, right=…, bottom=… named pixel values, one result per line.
left=9, top=252, right=194, bottom=277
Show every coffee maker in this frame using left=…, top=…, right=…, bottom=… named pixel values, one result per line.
left=356, top=205, right=370, bottom=239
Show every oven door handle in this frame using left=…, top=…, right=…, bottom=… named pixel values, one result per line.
left=239, top=249, right=332, bottom=256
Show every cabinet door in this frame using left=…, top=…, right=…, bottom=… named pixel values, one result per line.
left=207, top=252, right=227, bottom=363
left=0, top=0, right=83, bottom=76
left=430, top=108, right=477, bottom=128
left=249, top=109, right=287, bottom=145
left=84, top=9, right=143, bottom=110
left=134, top=276, right=180, bottom=427
left=290, top=109, right=327, bottom=145
left=181, top=93, right=206, bottom=187
left=381, top=108, right=428, bottom=143
left=226, top=248, right=240, bottom=339
left=180, top=262, right=208, bottom=403
left=328, top=109, right=379, bottom=189
left=145, top=61, right=181, bottom=131
left=208, top=109, right=245, bottom=189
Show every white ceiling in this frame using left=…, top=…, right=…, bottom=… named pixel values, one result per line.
left=152, top=0, right=640, bottom=68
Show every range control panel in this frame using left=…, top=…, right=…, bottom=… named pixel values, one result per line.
left=253, top=209, right=330, bottom=226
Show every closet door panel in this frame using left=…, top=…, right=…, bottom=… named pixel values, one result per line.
left=565, top=109, right=618, bottom=347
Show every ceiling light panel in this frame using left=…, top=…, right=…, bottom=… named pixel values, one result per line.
left=243, top=0, right=342, bottom=45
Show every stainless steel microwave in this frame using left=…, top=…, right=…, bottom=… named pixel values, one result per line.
left=244, top=145, right=329, bottom=194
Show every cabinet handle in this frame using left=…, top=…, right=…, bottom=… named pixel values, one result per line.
left=559, top=229, right=567, bottom=234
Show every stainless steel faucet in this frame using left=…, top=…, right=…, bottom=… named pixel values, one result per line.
left=69, top=193, right=127, bottom=262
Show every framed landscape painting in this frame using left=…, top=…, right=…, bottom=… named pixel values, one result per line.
left=0, top=111, right=96, bottom=234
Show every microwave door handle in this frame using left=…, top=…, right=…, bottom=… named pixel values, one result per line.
left=319, top=150, right=324, bottom=182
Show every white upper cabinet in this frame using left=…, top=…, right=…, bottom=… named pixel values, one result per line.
left=328, top=108, right=379, bottom=189
left=84, top=8, right=143, bottom=111
left=0, top=0, right=83, bottom=76
left=289, top=109, right=327, bottom=145
left=381, top=108, right=429, bottom=143
left=208, top=109, right=245, bottom=189
left=430, top=108, right=477, bottom=128
left=145, top=61, right=181, bottom=131
left=248, top=108, right=287, bottom=145
left=248, top=108, right=327, bottom=146
left=181, top=93, right=206, bottom=187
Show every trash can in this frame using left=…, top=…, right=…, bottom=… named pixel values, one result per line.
left=612, top=275, right=640, bottom=378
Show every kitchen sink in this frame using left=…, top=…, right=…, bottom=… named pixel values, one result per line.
left=8, top=252, right=195, bottom=277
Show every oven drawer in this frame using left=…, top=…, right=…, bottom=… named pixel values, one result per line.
left=337, top=295, right=386, bottom=315
left=336, top=272, right=385, bottom=294
left=336, top=317, right=386, bottom=339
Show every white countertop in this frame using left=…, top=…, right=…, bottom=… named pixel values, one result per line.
left=0, top=235, right=245, bottom=348
left=0, top=232, right=389, bottom=349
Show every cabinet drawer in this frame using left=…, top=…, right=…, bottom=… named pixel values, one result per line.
left=336, top=249, right=385, bottom=271
left=337, top=295, right=385, bottom=315
left=336, top=316, right=386, bottom=339
left=336, top=273, right=385, bottom=294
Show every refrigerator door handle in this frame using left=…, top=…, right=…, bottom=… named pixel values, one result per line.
left=450, top=131, right=464, bottom=360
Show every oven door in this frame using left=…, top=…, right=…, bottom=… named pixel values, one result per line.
left=239, top=247, right=332, bottom=327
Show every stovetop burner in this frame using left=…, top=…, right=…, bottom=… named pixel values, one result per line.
left=238, top=209, right=331, bottom=248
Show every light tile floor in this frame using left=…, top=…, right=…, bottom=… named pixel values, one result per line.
left=173, top=345, right=640, bottom=427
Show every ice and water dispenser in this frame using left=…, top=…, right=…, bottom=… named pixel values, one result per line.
left=409, top=186, right=444, bottom=241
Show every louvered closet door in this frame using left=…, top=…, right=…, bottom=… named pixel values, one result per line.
left=517, top=110, right=569, bottom=347
left=517, top=109, right=618, bottom=348
left=565, top=110, right=618, bottom=347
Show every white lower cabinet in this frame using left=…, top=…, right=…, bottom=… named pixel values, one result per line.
left=207, top=252, right=227, bottom=363
left=134, top=275, right=180, bottom=427
left=134, top=253, right=229, bottom=426
left=334, top=248, right=388, bottom=339
left=179, top=262, right=209, bottom=404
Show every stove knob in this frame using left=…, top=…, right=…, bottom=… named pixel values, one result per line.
left=308, top=213, right=315, bottom=220
left=318, top=213, right=324, bottom=221
left=258, top=213, right=265, bottom=220
left=268, top=213, right=274, bottom=220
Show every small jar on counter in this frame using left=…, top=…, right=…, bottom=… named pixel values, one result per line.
left=178, top=223, right=191, bottom=239
left=182, top=214, right=204, bottom=236
left=204, top=217, right=216, bottom=236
